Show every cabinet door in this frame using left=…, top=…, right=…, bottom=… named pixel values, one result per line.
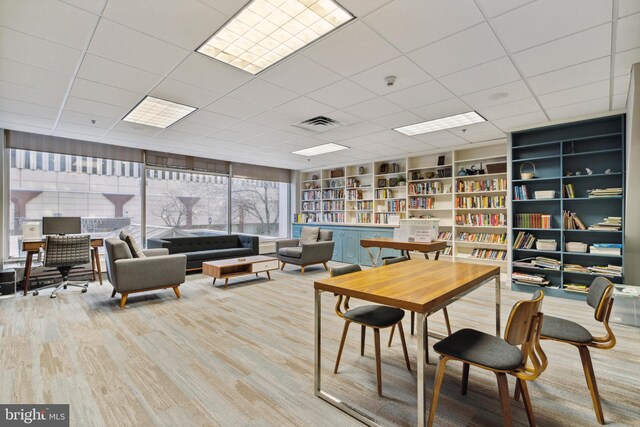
left=342, top=231, right=360, bottom=264
left=359, top=230, right=379, bottom=266
left=332, top=231, right=343, bottom=262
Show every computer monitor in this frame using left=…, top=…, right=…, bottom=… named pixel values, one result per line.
left=42, top=217, right=82, bottom=235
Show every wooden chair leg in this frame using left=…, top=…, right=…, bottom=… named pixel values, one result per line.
left=495, top=372, right=513, bottom=427
left=322, top=262, right=328, bottom=271
left=360, top=325, right=366, bottom=356
left=578, top=346, right=605, bottom=424
left=280, top=262, right=286, bottom=271
left=373, top=328, right=382, bottom=396
left=173, top=286, right=181, bottom=299
left=111, top=288, right=117, bottom=298
left=518, top=378, right=536, bottom=427
left=334, top=321, right=351, bottom=374
left=442, top=307, right=452, bottom=335
left=119, top=293, right=128, bottom=309
left=461, top=363, right=470, bottom=395
left=397, top=321, right=411, bottom=372
left=300, top=266, right=305, bottom=275
left=387, top=324, right=395, bottom=347
left=411, top=311, right=415, bottom=335
left=514, top=379, right=521, bottom=401
left=428, top=356, right=449, bottom=427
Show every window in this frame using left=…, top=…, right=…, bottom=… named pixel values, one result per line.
left=231, top=177, right=289, bottom=238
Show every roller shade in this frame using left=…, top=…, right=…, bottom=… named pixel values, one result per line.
left=231, top=161, right=291, bottom=183
left=145, top=150, right=230, bottom=174
left=5, top=130, right=143, bottom=163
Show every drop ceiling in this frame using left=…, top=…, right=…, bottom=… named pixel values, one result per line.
left=0, top=0, right=637, bottom=170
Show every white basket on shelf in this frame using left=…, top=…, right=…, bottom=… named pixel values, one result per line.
left=534, top=190, right=555, bottom=199
left=536, top=239, right=557, bottom=251
left=565, top=242, right=587, bottom=252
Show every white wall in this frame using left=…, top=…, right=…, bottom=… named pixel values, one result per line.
left=625, top=64, right=640, bottom=283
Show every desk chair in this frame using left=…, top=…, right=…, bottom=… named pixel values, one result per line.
left=384, top=256, right=452, bottom=347
left=429, top=291, right=546, bottom=427
left=331, top=264, right=411, bottom=396
left=538, top=277, right=615, bottom=424
left=33, top=235, right=91, bottom=298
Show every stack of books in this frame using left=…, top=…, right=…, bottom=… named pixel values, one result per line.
left=563, top=210, right=587, bottom=230
left=515, top=213, right=552, bottom=228
left=512, top=231, right=536, bottom=249
left=563, top=183, right=576, bottom=198
left=588, top=216, right=622, bottom=231
left=564, top=283, right=589, bottom=293
left=512, top=272, right=550, bottom=286
left=589, top=243, right=622, bottom=256
left=513, top=257, right=561, bottom=270
left=587, top=265, right=622, bottom=277
left=564, top=263, right=590, bottom=273
left=587, top=188, right=623, bottom=198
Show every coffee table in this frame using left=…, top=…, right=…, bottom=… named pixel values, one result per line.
left=202, top=255, right=279, bottom=288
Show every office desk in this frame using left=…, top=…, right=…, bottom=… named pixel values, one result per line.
left=360, top=238, right=447, bottom=266
left=21, top=238, right=104, bottom=295
left=314, top=259, right=500, bottom=427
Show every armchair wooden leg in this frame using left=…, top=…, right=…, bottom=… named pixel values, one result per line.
left=322, top=262, right=328, bottom=271
left=428, top=356, right=449, bottom=427
left=173, top=286, right=181, bottom=299
left=111, top=288, right=117, bottom=298
left=374, top=328, right=382, bottom=396
left=334, top=321, right=351, bottom=374
left=496, top=372, right=513, bottom=426
left=397, top=321, right=411, bottom=372
left=514, top=379, right=521, bottom=401
left=301, top=266, right=305, bottom=276
left=461, top=362, right=470, bottom=395
left=443, top=307, right=452, bottom=335
left=518, top=378, right=536, bottom=427
left=119, top=293, right=128, bottom=309
left=387, top=324, right=395, bottom=347
left=578, top=345, right=605, bottom=424
left=280, top=262, right=286, bottom=271
left=360, top=325, right=366, bottom=356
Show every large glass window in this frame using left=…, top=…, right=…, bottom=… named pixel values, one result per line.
left=8, top=149, right=142, bottom=258
left=145, top=169, right=229, bottom=241
left=231, top=177, right=289, bottom=238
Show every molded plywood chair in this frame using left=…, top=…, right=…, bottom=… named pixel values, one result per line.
left=330, top=264, right=411, bottom=396
left=429, top=291, right=546, bottom=427
left=538, top=277, right=616, bottom=425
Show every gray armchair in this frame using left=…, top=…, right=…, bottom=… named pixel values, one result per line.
left=104, top=238, right=187, bottom=308
left=276, top=228, right=334, bottom=275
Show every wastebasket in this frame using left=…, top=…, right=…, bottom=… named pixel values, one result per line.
left=610, top=285, right=639, bottom=327
left=0, top=269, right=16, bottom=299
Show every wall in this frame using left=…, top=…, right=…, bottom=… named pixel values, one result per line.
left=625, top=64, right=640, bottom=283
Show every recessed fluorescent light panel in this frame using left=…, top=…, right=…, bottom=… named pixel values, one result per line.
left=394, top=111, right=486, bottom=136
left=292, top=143, right=348, bottom=156
left=197, top=0, right=354, bottom=74
left=122, top=96, right=196, bottom=128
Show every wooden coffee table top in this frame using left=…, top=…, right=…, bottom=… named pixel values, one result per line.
left=203, top=255, right=277, bottom=267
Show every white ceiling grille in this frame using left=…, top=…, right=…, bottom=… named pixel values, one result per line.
left=292, top=116, right=342, bottom=133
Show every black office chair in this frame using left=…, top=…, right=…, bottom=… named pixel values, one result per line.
left=33, top=235, right=91, bottom=298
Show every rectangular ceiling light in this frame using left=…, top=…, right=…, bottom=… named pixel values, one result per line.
left=122, top=96, right=197, bottom=128
left=197, top=0, right=354, bottom=74
left=292, top=142, right=348, bottom=156
left=394, top=111, right=486, bottom=136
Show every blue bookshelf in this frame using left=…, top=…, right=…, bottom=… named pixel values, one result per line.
left=510, top=115, right=625, bottom=299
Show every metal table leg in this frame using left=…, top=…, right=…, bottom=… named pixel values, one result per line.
left=365, top=247, right=382, bottom=267
left=495, top=274, right=501, bottom=337
left=417, top=312, right=427, bottom=426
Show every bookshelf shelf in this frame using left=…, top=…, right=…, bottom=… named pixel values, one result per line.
left=563, top=196, right=623, bottom=201
left=512, top=177, right=561, bottom=183
left=563, top=148, right=622, bottom=158
left=562, top=172, right=622, bottom=180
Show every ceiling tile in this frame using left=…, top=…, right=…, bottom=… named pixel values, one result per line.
left=0, top=112, right=55, bottom=129
left=195, top=0, right=242, bottom=16
left=618, top=0, right=640, bottom=17
left=88, top=19, right=189, bottom=75
left=59, top=0, right=107, bottom=15
left=228, top=79, right=297, bottom=109
left=163, top=120, right=215, bottom=136
left=225, top=121, right=274, bottom=137
left=55, top=121, right=109, bottom=137
left=69, top=78, right=142, bottom=107
left=247, top=110, right=297, bottom=128
left=0, top=80, right=65, bottom=108
left=475, top=0, right=534, bottom=18
left=0, top=0, right=99, bottom=50
left=616, top=13, right=640, bottom=52
left=538, top=80, right=610, bottom=110
left=169, top=53, right=252, bottom=94
left=272, top=97, right=333, bottom=118
left=64, top=96, right=127, bottom=120
left=408, top=23, right=506, bottom=78
left=490, top=0, right=613, bottom=53
left=545, top=97, right=610, bottom=120
left=373, top=110, right=423, bottom=128
left=512, top=24, right=611, bottom=77
left=102, top=0, right=226, bottom=50
left=341, top=97, right=403, bottom=120
left=0, top=98, right=60, bottom=119
left=184, top=109, right=238, bottom=128
left=203, top=95, right=265, bottom=119
left=349, top=56, right=432, bottom=96
left=153, top=129, right=204, bottom=143
left=110, top=121, right=164, bottom=137
left=450, top=122, right=505, bottom=143
left=303, top=21, right=400, bottom=77
left=307, top=80, right=377, bottom=109
left=477, top=97, right=542, bottom=120
left=384, top=80, right=455, bottom=109
left=0, top=58, right=71, bottom=94
left=59, top=110, right=117, bottom=128
left=77, top=54, right=162, bottom=94
left=492, top=111, right=548, bottom=132
left=208, top=129, right=251, bottom=143
left=460, top=80, right=534, bottom=109
left=364, top=0, right=484, bottom=53
left=438, top=57, right=520, bottom=96
left=614, top=47, right=640, bottom=76
left=257, top=129, right=303, bottom=145
left=419, top=131, right=468, bottom=148
left=613, top=74, right=631, bottom=94
left=0, top=26, right=82, bottom=74
left=612, top=93, right=627, bottom=109
left=527, top=56, right=610, bottom=95
left=410, top=98, right=471, bottom=121
left=335, top=0, right=392, bottom=17
left=150, top=78, right=221, bottom=108
left=259, top=55, right=342, bottom=95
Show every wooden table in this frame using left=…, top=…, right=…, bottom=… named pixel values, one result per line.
left=360, top=238, right=447, bottom=266
left=21, top=237, right=104, bottom=295
left=314, top=259, right=500, bottom=427
left=202, top=255, right=279, bottom=288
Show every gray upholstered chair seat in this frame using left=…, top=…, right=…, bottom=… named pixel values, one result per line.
left=433, top=328, right=523, bottom=371
left=279, top=247, right=302, bottom=258
left=344, top=305, right=405, bottom=327
left=541, top=315, right=593, bottom=343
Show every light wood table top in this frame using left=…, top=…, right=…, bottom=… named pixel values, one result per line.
left=359, top=237, right=447, bottom=253
left=202, top=255, right=276, bottom=268
left=315, top=258, right=499, bottom=314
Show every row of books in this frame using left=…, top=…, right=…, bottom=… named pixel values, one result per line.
left=588, top=216, right=621, bottom=231
left=408, top=182, right=450, bottom=195
left=456, top=178, right=507, bottom=193
left=513, top=185, right=530, bottom=200
left=455, top=195, right=506, bottom=209
left=293, top=213, right=317, bottom=223
left=373, top=213, right=400, bottom=224
left=514, top=213, right=552, bottom=229
left=438, top=231, right=453, bottom=241
left=408, top=196, right=435, bottom=210
left=563, top=183, right=576, bottom=198
left=322, top=212, right=345, bottom=222
left=384, top=199, right=407, bottom=212
left=354, top=213, right=372, bottom=223
left=470, top=248, right=507, bottom=260
left=513, top=257, right=561, bottom=270
left=512, top=231, right=536, bottom=249
left=455, top=213, right=507, bottom=227
left=353, top=201, right=372, bottom=210
left=456, top=232, right=507, bottom=244
left=322, top=189, right=344, bottom=199
left=564, top=263, right=622, bottom=277
left=301, top=201, right=320, bottom=211
left=512, top=271, right=550, bottom=286
left=346, top=189, right=366, bottom=200
left=588, top=187, right=622, bottom=197
left=563, top=210, right=586, bottom=230
left=322, top=201, right=344, bottom=211
left=442, top=246, right=452, bottom=255
left=375, top=189, right=398, bottom=199
left=302, top=190, right=321, bottom=200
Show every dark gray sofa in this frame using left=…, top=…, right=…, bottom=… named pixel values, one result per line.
left=147, top=234, right=259, bottom=270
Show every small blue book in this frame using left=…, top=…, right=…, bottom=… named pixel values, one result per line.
left=592, top=243, right=622, bottom=248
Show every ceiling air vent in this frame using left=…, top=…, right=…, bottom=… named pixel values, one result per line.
left=293, top=116, right=341, bottom=133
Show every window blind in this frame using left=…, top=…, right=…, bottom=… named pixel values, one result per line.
left=231, top=162, right=291, bottom=183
